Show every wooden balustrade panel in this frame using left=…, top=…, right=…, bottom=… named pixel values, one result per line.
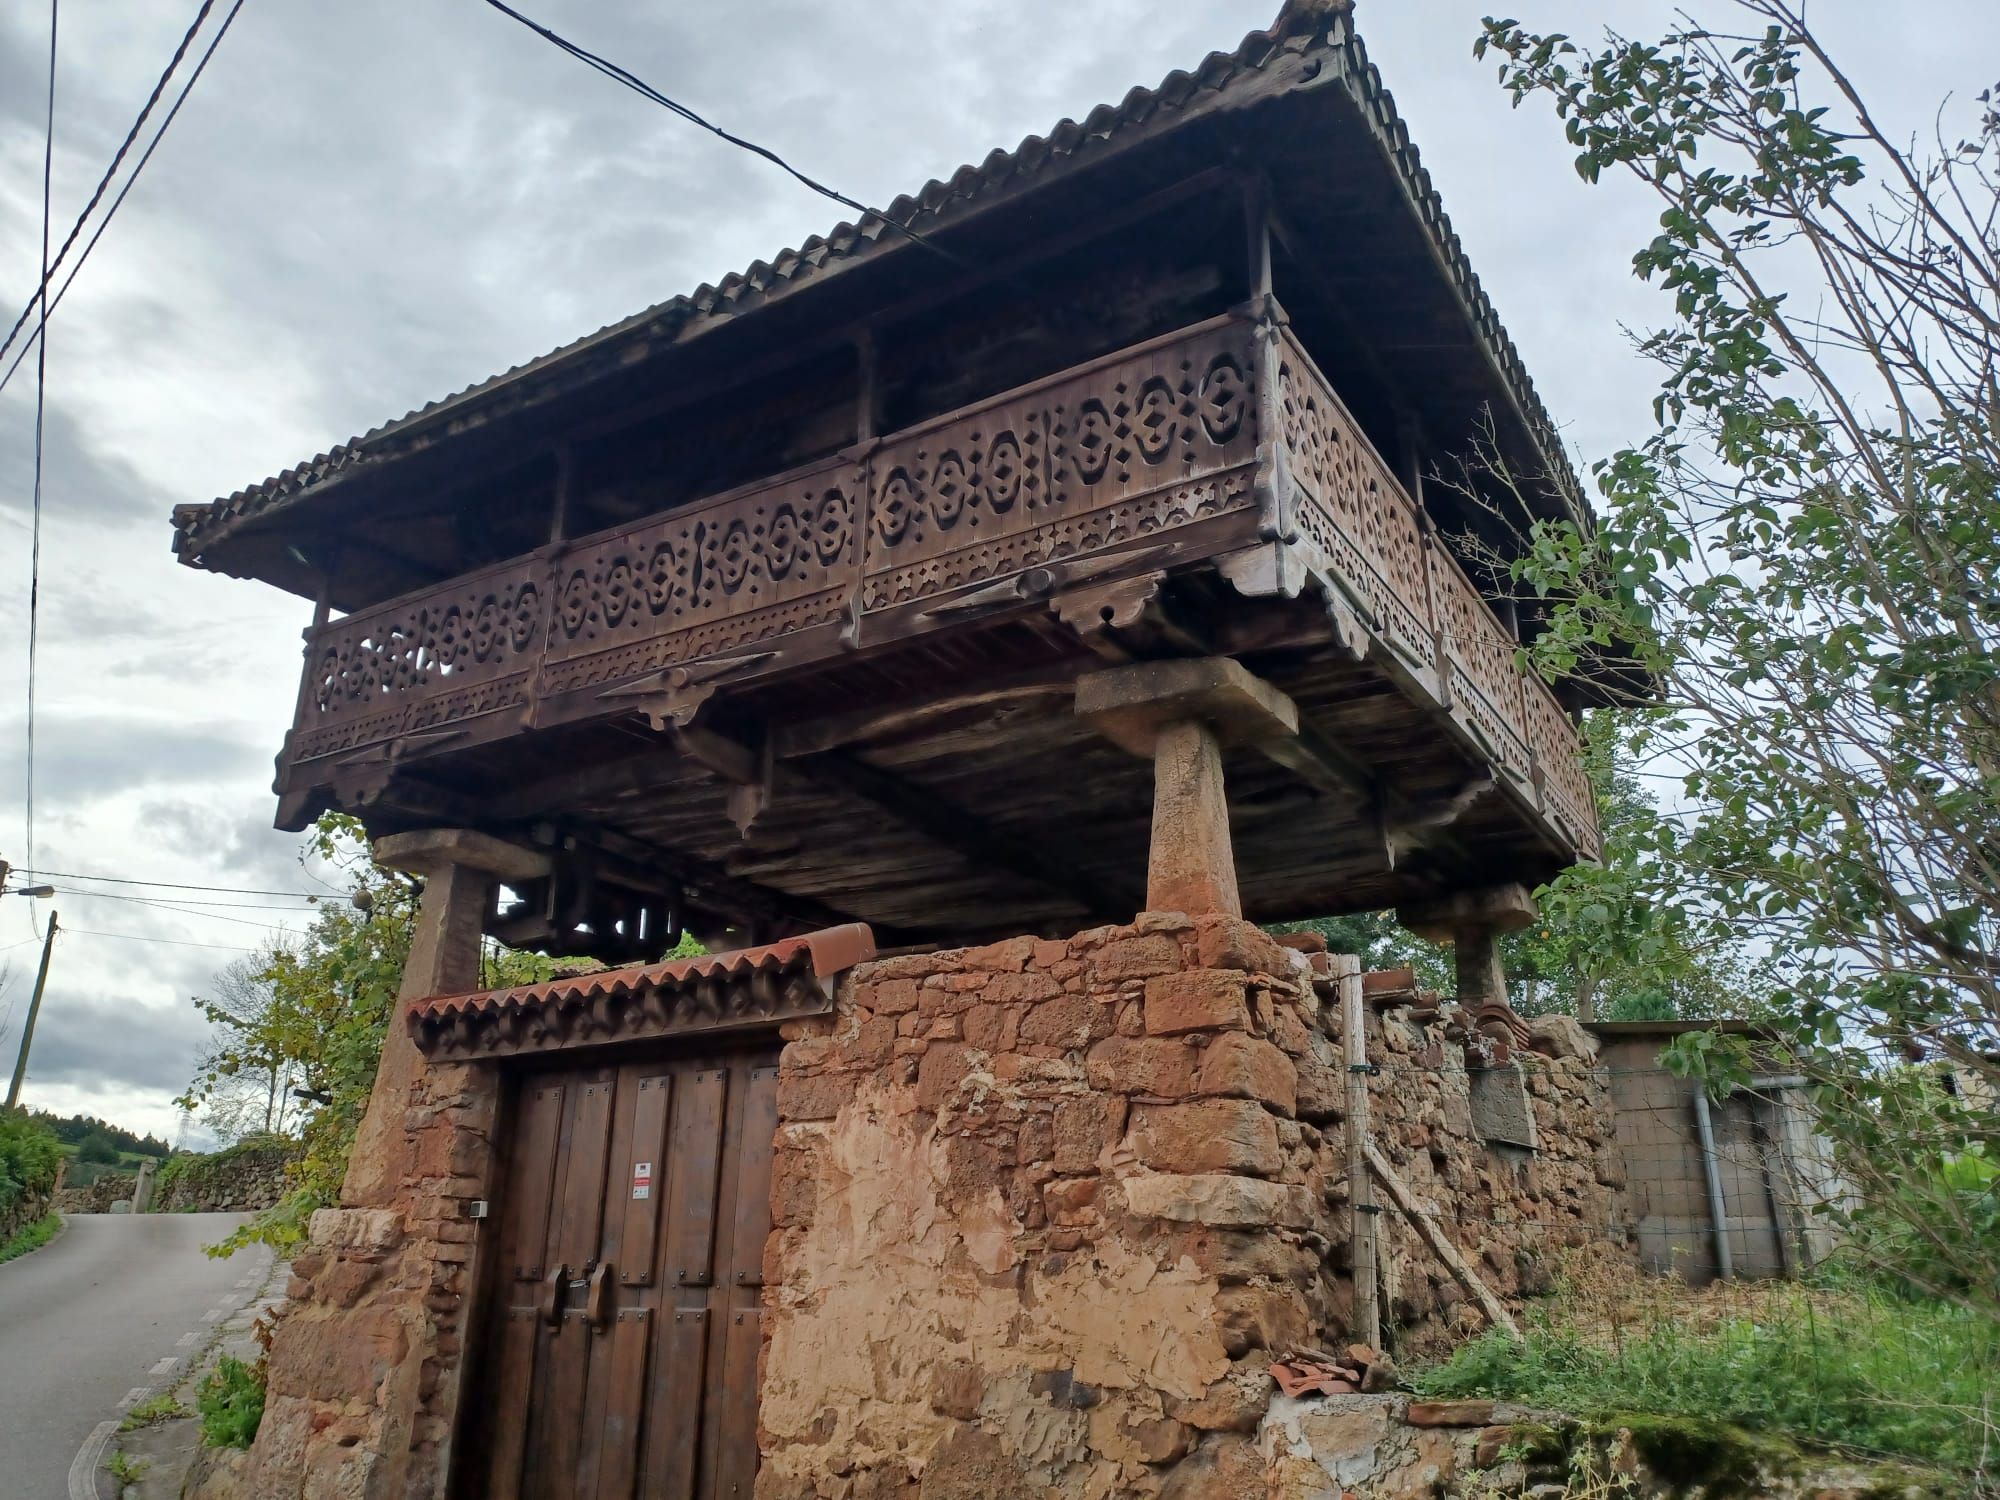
left=540, top=456, right=861, bottom=701
left=293, top=553, right=545, bottom=766
left=1428, top=549, right=1533, bottom=780
left=860, top=318, right=1260, bottom=612
left=1521, top=675, right=1599, bottom=855
left=1276, top=329, right=1437, bottom=686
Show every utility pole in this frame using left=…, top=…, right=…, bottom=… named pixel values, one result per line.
left=6, top=911, right=58, bottom=1111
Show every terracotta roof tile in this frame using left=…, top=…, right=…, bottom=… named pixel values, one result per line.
left=408, top=922, right=875, bottom=1025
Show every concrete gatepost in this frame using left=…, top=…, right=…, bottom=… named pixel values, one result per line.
left=1397, top=883, right=1538, bottom=1009
left=1076, top=658, right=1300, bottom=918
left=220, top=829, right=549, bottom=1500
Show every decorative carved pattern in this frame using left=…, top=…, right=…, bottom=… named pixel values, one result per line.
left=546, top=460, right=857, bottom=663
left=865, top=473, right=1252, bottom=610
left=281, top=311, right=1596, bottom=862
left=1522, top=676, right=1598, bottom=855
left=864, top=320, right=1257, bottom=606
left=1276, top=331, right=1435, bottom=676
left=308, top=561, right=543, bottom=720
left=1429, top=552, right=1532, bottom=777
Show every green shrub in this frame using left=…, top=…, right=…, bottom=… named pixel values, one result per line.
left=195, top=1356, right=266, bottom=1449
left=0, top=1210, right=60, bottom=1264
left=1413, top=1276, right=1999, bottom=1479
left=0, top=1108, right=62, bottom=1214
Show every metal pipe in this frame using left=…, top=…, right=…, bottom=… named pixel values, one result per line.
left=1691, top=1086, right=1734, bottom=1280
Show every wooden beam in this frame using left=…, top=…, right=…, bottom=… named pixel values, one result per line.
left=1364, top=1137, right=1520, bottom=1338
left=794, top=750, right=1136, bottom=920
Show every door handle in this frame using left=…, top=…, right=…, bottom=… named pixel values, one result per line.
left=539, top=1264, right=568, bottom=1327
left=586, top=1262, right=614, bottom=1330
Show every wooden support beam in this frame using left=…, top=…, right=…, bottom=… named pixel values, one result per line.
left=794, top=750, right=1134, bottom=920
left=1337, top=954, right=1383, bottom=1350
left=1363, top=1138, right=1520, bottom=1338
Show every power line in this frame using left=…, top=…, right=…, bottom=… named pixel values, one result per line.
left=18, top=867, right=325, bottom=900
left=0, top=0, right=219, bottom=372
left=476, top=0, right=962, bottom=270
left=48, top=888, right=320, bottom=916
left=63, top=926, right=257, bottom=954
left=0, top=0, right=250, bottom=400
left=24, top=0, right=58, bottom=932
left=51, top=889, right=306, bottom=934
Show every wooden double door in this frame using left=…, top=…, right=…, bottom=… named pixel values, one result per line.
left=471, top=1045, right=779, bottom=1500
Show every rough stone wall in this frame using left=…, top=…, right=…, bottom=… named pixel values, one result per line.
left=54, top=1171, right=136, bottom=1214
left=758, top=915, right=1625, bottom=1499
left=219, top=1057, right=496, bottom=1500
left=1350, top=1005, right=1624, bottom=1358
left=153, top=1141, right=297, bottom=1213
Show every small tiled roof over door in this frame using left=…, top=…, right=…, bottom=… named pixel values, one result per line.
left=407, top=923, right=876, bottom=1061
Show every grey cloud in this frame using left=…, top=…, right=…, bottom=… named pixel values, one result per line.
left=11, top=987, right=212, bottom=1096
left=136, top=797, right=318, bottom=897
left=0, top=709, right=264, bottom=806
left=0, top=397, right=176, bottom=526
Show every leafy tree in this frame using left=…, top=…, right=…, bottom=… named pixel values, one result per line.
left=184, top=944, right=307, bottom=1142
left=1473, top=2, right=2000, bottom=1307
left=1285, top=729, right=1771, bottom=1022
left=200, top=813, right=556, bottom=1256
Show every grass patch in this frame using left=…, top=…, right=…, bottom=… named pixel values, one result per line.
left=1412, top=1259, right=1999, bottom=1482
left=196, top=1354, right=265, bottom=1449
left=120, top=1391, right=189, bottom=1431
left=105, top=1449, right=148, bottom=1485
left=0, top=1210, right=60, bottom=1264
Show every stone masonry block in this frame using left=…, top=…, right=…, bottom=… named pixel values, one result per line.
left=1192, top=915, right=1293, bottom=976
left=309, top=1207, right=403, bottom=1254
left=1085, top=1036, right=1198, bottom=1097
left=1130, top=1098, right=1281, bottom=1176
left=1144, top=970, right=1252, bottom=1036
left=1194, top=1033, right=1297, bottom=1114
left=1120, top=1172, right=1316, bottom=1228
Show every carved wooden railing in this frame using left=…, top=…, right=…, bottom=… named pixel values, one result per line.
left=287, top=311, right=1596, bottom=855
left=1272, top=326, right=1598, bottom=855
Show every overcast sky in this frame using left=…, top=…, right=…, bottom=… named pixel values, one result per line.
left=0, top=0, right=1992, bottom=1143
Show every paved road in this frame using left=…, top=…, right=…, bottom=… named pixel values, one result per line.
left=0, top=1213, right=274, bottom=1499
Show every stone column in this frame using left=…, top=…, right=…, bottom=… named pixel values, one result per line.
left=1076, top=658, right=1300, bottom=920
left=1148, top=719, right=1240, bottom=917
left=1398, top=883, right=1538, bottom=1009
left=220, top=829, right=548, bottom=1500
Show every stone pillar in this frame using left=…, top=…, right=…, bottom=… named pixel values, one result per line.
left=1148, top=719, right=1239, bottom=916
left=1076, top=658, right=1300, bottom=920
left=1397, top=883, right=1538, bottom=1010
left=216, top=829, right=548, bottom=1500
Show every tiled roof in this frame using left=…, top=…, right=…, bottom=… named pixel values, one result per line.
left=408, top=922, right=876, bottom=1028
left=174, top=0, right=1577, bottom=558
left=406, top=923, right=876, bottom=1060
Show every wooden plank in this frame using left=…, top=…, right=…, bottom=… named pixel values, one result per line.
left=619, top=1074, right=674, bottom=1288
left=665, top=1069, right=728, bottom=1288
left=1337, top=954, right=1382, bottom=1350
left=712, top=1308, right=764, bottom=1500
left=1363, top=1138, right=1520, bottom=1337
left=727, top=1066, right=779, bottom=1289
left=556, top=1074, right=616, bottom=1274
left=485, top=1309, right=540, bottom=1500
left=508, top=1081, right=566, bottom=1281
left=642, top=1307, right=710, bottom=1500
left=794, top=748, right=1134, bottom=917
left=533, top=1313, right=594, bottom=1496
left=594, top=1308, right=653, bottom=1500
